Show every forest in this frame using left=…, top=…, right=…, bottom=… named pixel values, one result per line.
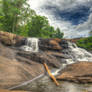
left=0, top=0, right=64, bottom=38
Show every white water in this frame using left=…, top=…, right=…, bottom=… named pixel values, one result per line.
left=64, top=42, right=92, bottom=64
left=69, top=42, right=92, bottom=61
left=20, top=38, right=39, bottom=52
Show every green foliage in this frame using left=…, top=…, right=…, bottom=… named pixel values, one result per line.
left=0, top=0, right=36, bottom=34
left=27, top=15, right=64, bottom=38
left=0, top=0, right=4, bottom=30
left=76, top=37, right=92, bottom=50
left=0, top=0, right=64, bottom=38
left=52, top=28, right=64, bottom=38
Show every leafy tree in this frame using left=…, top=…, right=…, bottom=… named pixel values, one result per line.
left=27, top=15, right=56, bottom=38
left=0, top=0, right=4, bottom=30
left=52, top=28, right=64, bottom=38
left=0, top=0, right=64, bottom=38
left=0, top=0, right=36, bottom=34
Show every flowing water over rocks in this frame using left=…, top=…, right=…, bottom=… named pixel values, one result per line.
left=0, top=31, right=92, bottom=92
left=20, top=38, right=39, bottom=52
left=61, top=40, right=92, bottom=64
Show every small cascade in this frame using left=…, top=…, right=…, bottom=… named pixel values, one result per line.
left=68, top=42, right=92, bottom=62
left=20, top=38, right=39, bottom=52
left=61, top=41, right=92, bottom=64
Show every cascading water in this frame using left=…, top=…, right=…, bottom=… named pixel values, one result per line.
left=20, top=38, right=39, bottom=52
left=61, top=41, right=92, bottom=64
left=68, top=42, right=92, bottom=62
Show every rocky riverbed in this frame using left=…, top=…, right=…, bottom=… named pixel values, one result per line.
left=0, top=31, right=92, bottom=92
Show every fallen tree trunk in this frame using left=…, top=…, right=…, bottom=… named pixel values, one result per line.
left=43, top=63, right=59, bottom=86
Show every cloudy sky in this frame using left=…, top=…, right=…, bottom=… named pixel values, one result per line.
left=29, top=0, right=92, bottom=38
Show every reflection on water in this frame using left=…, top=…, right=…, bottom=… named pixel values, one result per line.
left=13, top=76, right=92, bottom=92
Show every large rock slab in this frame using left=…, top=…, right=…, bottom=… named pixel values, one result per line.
left=39, top=38, right=62, bottom=51
left=0, top=43, right=63, bottom=89
left=57, top=62, right=92, bottom=83
left=0, top=31, right=23, bottom=46
left=0, top=43, right=16, bottom=59
left=0, top=56, right=44, bottom=89
left=17, top=51, right=61, bottom=68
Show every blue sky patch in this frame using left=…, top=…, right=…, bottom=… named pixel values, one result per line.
left=54, top=5, right=91, bottom=25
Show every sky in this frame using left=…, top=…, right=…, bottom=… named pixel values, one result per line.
left=29, top=0, right=92, bottom=38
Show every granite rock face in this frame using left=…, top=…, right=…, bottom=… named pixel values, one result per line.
left=57, top=62, right=92, bottom=83
left=0, top=55, right=44, bottom=89
left=17, top=51, right=61, bottom=68
left=0, top=31, right=92, bottom=91
left=0, top=31, right=24, bottom=46
left=0, top=37, right=64, bottom=89
left=39, top=38, right=62, bottom=51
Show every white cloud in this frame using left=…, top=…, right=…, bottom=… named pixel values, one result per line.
left=29, top=0, right=92, bottom=38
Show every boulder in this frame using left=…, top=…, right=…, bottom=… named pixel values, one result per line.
left=0, top=31, right=23, bottom=46
left=53, top=38, right=62, bottom=43
left=49, top=40, right=62, bottom=50
left=57, top=62, right=92, bottom=83
left=39, top=39, right=62, bottom=51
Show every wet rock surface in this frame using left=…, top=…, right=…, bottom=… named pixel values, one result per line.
left=0, top=41, right=63, bottom=89
left=57, top=62, right=92, bottom=83
left=0, top=55, right=44, bottom=89
left=0, top=43, right=44, bottom=89
left=17, top=51, right=61, bottom=68
left=12, top=75, right=92, bottom=92
left=39, top=38, right=62, bottom=51
left=0, top=31, right=92, bottom=92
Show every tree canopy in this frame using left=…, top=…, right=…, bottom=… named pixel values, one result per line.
left=0, top=0, right=64, bottom=38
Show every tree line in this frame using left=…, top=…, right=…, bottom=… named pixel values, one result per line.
left=0, top=0, right=64, bottom=38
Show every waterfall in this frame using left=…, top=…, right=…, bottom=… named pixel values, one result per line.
left=20, top=38, right=39, bottom=52
left=62, top=41, right=92, bottom=64
left=68, top=42, right=92, bottom=62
